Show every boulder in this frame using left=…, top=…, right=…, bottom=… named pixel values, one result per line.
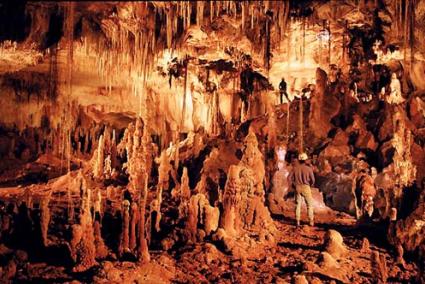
left=355, top=131, right=378, bottom=151
left=318, top=251, right=340, bottom=269
left=324, top=230, right=348, bottom=259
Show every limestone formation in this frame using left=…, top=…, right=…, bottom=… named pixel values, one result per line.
left=39, top=194, right=51, bottom=247
left=69, top=172, right=97, bottom=272
left=0, top=1, right=423, bottom=282
left=186, top=193, right=220, bottom=242
left=324, top=230, right=347, bottom=259
left=119, top=199, right=130, bottom=257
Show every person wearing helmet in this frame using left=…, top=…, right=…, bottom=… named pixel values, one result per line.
left=288, top=152, right=315, bottom=227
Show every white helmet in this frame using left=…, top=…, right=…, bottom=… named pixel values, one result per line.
left=298, top=152, right=308, bottom=161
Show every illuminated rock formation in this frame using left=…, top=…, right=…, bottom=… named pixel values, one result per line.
left=69, top=172, right=97, bottom=272
left=0, top=1, right=423, bottom=282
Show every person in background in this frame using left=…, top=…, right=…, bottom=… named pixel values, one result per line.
left=288, top=153, right=315, bottom=227
left=279, top=77, right=288, bottom=104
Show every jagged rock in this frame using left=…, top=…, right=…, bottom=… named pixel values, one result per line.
left=294, top=274, right=309, bottom=284
left=186, top=193, right=220, bottom=242
left=320, top=144, right=351, bottom=162
left=378, top=110, right=394, bottom=143
left=378, top=140, right=395, bottom=168
left=360, top=238, right=371, bottom=254
left=355, top=130, right=378, bottom=151
left=411, top=143, right=425, bottom=186
left=204, top=204, right=220, bottom=235
left=318, top=251, right=340, bottom=269
left=409, top=97, right=425, bottom=128
left=309, top=68, right=341, bottom=140
left=389, top=191, right=425, bottom=256
left=324, top=230, right=347, bottom=259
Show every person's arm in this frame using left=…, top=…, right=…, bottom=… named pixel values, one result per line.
left=309, top=167, right=315, bottom=186
left=287, top=171, right=294, bottom=188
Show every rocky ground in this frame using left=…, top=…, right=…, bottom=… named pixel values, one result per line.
left=0, top=192, right=418, bottom=283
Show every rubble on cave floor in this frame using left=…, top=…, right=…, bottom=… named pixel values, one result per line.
left=0, top=189, right=418, bottom=283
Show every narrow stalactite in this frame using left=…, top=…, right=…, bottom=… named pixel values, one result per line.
left=181, top=56, right=189, bottom=130
left=409, top=0, right=415, bottom=73
left=404, top=0, right=409, bottom=66
left=299, top=96, right=303, bottom=153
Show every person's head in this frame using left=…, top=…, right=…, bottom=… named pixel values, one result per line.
left=298, top=152, right=308, bottom=164
left=281, top=77, right=285, bottom=81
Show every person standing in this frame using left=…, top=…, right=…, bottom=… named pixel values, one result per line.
left=279, top=77, right=288, bottom=104
left=288, top=153, right=315, bottom=226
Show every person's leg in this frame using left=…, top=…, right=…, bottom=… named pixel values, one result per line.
left=295, top=186, right=302, bottom=226
left=301, top=185, right=314, bottom=226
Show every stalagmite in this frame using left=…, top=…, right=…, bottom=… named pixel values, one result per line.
left=138, top=173, right=150, bottom=263
left=177, top=167, right=191, bottom=219
left=119, top=200, right=130, bottom=256
left=40, top=194, right=51, bottom=247
left=221, top=165, right=241, bottom=237
left=93, top=134, right=105, bottom=179
left=70, top=172, right=97, bottom=272
left=0, top=2, right=424, bottom=282
left=371, top=251, right=388, bottom=284
left=129, top=202, right=139, bottom=252
left=154, top=150, right=174, bottom=232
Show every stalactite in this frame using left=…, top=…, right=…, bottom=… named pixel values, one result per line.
left=398, top=0, right=404, bottom=37
left=210, top=1, right=214, bottom=22
left=187, top=1, right=191, bottom=28
left=328, top=20, right=331, bottom=65
left=67, top=130, right=71, bottom=173
left=250, top=3, right=254, bottom=29
left=196, top=2, right=204, bottom=26
left=302, top=18, right=306, bottom=65
left=404, top=0, right=409, bottom=66
left=409, top=0, right=415, bottom=73
left=166, top=7, right=172, bottom=49
left=241, top=1, right=245, bottom=30
left=181, top=56, right=189, bottom=129
left=299, top=96, right=303, bottom=152
left=265, top=9, right=272, bottom=72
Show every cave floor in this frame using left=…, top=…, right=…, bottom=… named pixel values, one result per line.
left=5, top=195, right=418, bottom=284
